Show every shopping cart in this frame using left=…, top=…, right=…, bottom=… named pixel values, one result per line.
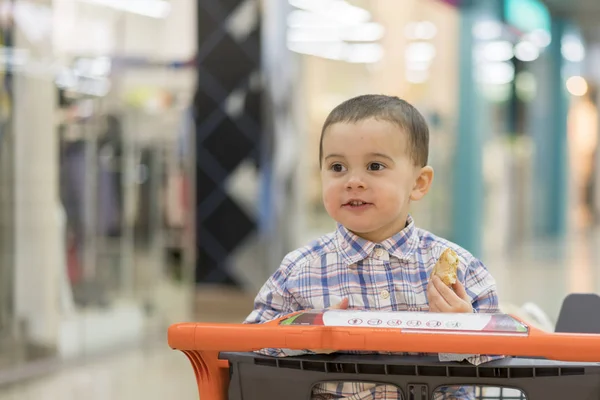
left=168, top=294, right=600, bottom=400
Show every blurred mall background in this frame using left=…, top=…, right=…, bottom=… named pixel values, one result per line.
left=0, top=0, right=600, bottom=398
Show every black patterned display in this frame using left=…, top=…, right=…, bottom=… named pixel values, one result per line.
left=194, top=0, right=262, bottom=285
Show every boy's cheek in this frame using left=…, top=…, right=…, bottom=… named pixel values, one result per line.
left=322, top=193, right=340, bottom=217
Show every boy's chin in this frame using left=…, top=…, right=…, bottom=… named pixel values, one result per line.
left=341, top=223, right=378, bottom=236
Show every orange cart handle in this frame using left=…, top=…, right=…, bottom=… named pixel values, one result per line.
left=169, top=313, right=600, bottom=362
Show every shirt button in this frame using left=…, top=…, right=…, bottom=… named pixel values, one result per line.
left=348, top=264, right=357, bottom=270
left=375, top=248, right=385, bottom=258
left=380, top=289, right=390, bottom=299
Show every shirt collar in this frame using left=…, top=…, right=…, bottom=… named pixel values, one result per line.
left=335, top=215, right=419, bottom=266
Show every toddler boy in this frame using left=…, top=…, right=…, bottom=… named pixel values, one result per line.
left=245, top=94, right=499, bottom=399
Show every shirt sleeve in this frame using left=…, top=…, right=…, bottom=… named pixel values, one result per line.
left=243, top=254, right=311, bottom=357
left=466, top=258, right=501, bottom=314
left=243, top=258, right=299, bottom=325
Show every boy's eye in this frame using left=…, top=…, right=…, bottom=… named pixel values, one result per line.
left=367, top=162, right=386, bottom=171
left=330, top=163, right=347, bottom=172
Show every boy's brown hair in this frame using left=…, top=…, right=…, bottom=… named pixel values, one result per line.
left=319, top=94, right=429, bottom=167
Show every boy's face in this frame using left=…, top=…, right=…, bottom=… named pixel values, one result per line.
left=320, top=118, right=433, bottom=243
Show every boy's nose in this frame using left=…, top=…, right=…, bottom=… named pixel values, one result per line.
left=346, top=175, right=366, bottom=190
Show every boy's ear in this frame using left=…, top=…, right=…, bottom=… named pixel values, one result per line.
left=410, top=166, right=434, bottom=201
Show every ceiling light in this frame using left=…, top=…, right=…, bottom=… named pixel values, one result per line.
left=566, top=75, right=588, bottom=96
left=78, top=0, right=171, bottom=19
left=514, top=41, right=540, bottom=62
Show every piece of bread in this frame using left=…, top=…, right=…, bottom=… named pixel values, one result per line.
left=431, top=248, right=459, bottom=286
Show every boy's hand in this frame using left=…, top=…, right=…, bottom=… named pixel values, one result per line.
left=427, top=275, right=473, bottom=313
left=329, top=297, right=349, bottom=310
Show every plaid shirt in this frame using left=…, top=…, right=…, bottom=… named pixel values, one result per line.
left=244, top=215, right=499, bottom=399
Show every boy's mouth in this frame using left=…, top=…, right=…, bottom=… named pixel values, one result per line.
left=342, top=200, right=373, bottom=208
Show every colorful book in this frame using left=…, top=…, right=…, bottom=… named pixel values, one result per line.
left=280, top=310, right=529, bottom=336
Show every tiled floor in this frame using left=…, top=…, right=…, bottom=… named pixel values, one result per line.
left=0, top=286, right=255, bottom=400
left=0, top=343, right=198, bottom=400
left=485, top=228, right=600, bottom=323
left=0, top=229, right=599, bottom=399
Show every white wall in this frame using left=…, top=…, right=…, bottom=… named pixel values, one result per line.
left=53, top=0, right=196, bottom=60
left=585, top=44, right=600, bottom=219
left=13, top=0, right=62, bottom=346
